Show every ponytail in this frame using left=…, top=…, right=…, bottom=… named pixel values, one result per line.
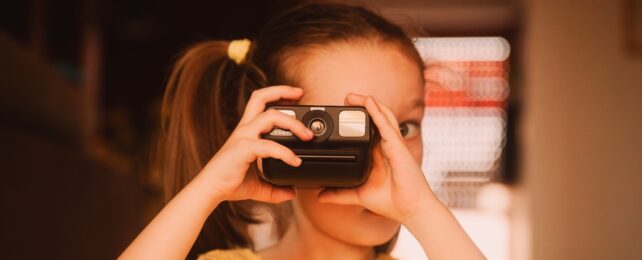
left=155, top=40, right=278, bottom=257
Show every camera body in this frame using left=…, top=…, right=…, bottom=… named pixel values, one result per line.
left=260, top=105, right=375, bottom=187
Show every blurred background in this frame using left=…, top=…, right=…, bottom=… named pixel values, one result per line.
left=0, top=0, right=640, bottom=259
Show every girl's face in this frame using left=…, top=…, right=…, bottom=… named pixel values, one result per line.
left=291, top=42, right=425, bottom=246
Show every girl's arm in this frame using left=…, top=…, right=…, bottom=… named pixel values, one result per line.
left=119, top=86, right=313, bottom=259
left=119, top=171, right=224, bottom=259
left=401, top=194, right=484, bottom=260
left=318, top=93, right=485, bottom=259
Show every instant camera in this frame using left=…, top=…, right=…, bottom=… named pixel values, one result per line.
left=259, top=105, right=375, bottom=187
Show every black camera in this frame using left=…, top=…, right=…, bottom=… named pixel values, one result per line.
left=259, top=105, right=375, bottom=187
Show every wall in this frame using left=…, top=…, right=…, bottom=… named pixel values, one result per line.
left=524, top=0, right=642, bottom=259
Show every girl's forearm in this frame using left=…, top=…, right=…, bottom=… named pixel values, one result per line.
left=402, top=195, right=485, bottom=260
left=119, top=172, right=223, bottom=260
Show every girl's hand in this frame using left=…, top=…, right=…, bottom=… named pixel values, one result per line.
left=201, top=85, right=313, bottom=204
left=317, top=93, right=436, bottom=224
left=120, top=86, right=315, bottom=260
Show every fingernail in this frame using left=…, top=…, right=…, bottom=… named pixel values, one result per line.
left=293, top=156, right=302, bottom=166
left=306, top=128, right=313, bottom=137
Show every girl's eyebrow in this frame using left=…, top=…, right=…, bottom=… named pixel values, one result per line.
left=399, top=98, right=425, bottom=118
left=407, top=98, right=424, bottom=110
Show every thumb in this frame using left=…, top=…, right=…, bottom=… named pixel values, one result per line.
left=317, top=188, right=361, bottom=205
left=252, top=182, right=296, bottom=204
left=371, top=144, right=387, bottom=170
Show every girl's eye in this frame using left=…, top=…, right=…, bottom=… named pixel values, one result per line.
left=399, top=122, right=420, bottom=138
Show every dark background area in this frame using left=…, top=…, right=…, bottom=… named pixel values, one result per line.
left=0, top=1, right=305, bottom=258
left=1, top=0, right=302, bottom=159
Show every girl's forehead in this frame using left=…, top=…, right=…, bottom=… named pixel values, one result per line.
left=295, top=44, right=424, bottom=112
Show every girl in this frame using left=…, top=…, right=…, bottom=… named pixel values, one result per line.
left=121, top=3, right=484, bottom=260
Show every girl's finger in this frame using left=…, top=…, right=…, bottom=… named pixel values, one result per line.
left=239, top=85, right=303, bottom=125
left=245, top=139, right=302, bottom=167
left=345, top=93, right=401, bottom=135
left=345, top=94, right=404, bottom=148
left=346, top=93, right=415, bottom=164
left=372, top=99, right=401, bottom=135
left=317, top=187, right=361, bottom=205
left=251, top=181, right=296, bottom=204
left=241, top=109, right=313, bottom=141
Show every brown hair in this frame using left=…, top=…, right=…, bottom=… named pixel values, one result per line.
left=155, top=3, right=424, bottom=258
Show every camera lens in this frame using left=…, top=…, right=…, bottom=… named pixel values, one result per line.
left=302, top=109, right=333, bottom=142
left=309, top=118, right=327, bottom=136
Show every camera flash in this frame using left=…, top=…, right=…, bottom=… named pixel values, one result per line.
left=339, top=111, right=366, bottom=137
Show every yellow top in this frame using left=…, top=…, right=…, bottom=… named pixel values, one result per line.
left=198, top=249, right=396, bottom=260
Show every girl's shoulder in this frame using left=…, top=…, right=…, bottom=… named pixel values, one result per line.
left=198, top=248, right=397, bottom=260
left=197, top=248, right=260, bottom=260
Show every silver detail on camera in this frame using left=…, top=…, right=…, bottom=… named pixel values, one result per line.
left=268, top=109, right=296, bottom=136
left=339, top=110, right=366, bottom=137
left=309, top=119, right=327, bottom=136
left=277, top=109, right=296, bottom=117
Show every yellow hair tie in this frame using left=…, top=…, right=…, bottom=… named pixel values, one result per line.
left=227, top=39, right=251, bottom=64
